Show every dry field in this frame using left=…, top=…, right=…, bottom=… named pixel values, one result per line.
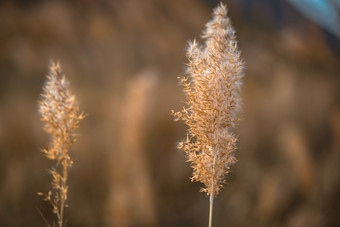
left=0, top=0, right=339, bottom=226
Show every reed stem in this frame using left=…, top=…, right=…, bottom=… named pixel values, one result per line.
left=209, top=152, right=216, bottom=227
left=209, top=194, right=213, bottom=227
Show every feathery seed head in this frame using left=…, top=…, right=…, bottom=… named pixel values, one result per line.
left=39, top=61, right=84, bottom=157
left=173, top=3, right=243, bottom=198
left=39, top=60, right=84, bottom=227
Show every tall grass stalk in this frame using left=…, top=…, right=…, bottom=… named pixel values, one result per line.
left=172, top=3, right=244, bottom=226
left=38, top=61, right=84, bottom=227
left=106, top=71, right=157, bottom=226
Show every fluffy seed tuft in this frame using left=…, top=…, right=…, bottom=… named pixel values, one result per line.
left=172, top=3, right=244, bottom=198
left=39, top=60, right=84, bottom=227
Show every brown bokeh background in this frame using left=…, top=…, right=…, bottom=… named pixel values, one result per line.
left=0, top=0, right=339, bottom=226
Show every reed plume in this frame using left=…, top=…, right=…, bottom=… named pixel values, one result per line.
left=38, top=61, right=84, bottom=227
left=172, top=3, right=244, bottom=226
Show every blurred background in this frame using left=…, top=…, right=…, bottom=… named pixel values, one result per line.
left=0, top=0, right=339, bottom=226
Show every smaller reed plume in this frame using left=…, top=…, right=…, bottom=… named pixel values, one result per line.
left=38, top=61, right=84, bottom=227
left=172, top=3, right=244, bottom=227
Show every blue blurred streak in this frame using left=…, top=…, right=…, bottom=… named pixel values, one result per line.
left=287, top=0, right=340, bottom=37
left=334, top=0, right=340, bottom=7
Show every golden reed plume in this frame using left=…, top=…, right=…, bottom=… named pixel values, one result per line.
left=172, top=3, right=244, bottom=226
left=38, top=61, right=84, bottom=227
